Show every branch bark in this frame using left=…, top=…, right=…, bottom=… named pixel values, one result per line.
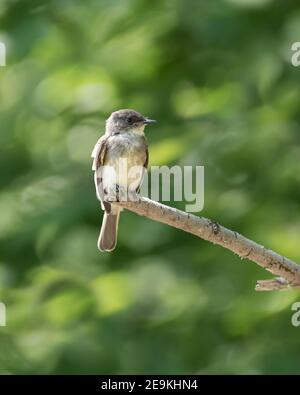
left=116, top=197, right=300, bottom=291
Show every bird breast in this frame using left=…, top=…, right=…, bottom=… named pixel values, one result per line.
left=103, top=132, right=147, bottom=191
left=105, top=133, right=147, bottom=166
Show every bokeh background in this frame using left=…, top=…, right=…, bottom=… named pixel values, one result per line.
left=1, top=0, right=300, bottom=374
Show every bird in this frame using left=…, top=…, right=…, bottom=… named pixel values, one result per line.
left=91, top=109, right=156, bottom=252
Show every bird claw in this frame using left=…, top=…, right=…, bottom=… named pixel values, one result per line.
left=105, top=184, right=140, bottom=202
left=128, top=189, right=140, bottom=202
left=105, top=184, right=122, bottom=202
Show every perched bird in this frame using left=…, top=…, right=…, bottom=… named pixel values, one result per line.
left=91, top=109, right=156, bottom=251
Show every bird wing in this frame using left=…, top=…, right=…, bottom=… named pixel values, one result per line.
left=137, top=141, right=148, bottom=193
left=91, top=134, right=111, bottom=212
left=144, top=146, right=149, bottom=170
left=91, top=134, right=108, bottom=171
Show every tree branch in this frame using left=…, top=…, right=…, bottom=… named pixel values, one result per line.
left=116, top=197, right=300, bottom=291
left=255, top=277, right=300, bottom=291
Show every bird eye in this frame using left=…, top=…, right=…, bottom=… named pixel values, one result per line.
left=127, top=116, right=133, bottom=124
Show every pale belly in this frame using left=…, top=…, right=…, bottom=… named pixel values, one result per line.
left=102, top=133, right=147, bottom=193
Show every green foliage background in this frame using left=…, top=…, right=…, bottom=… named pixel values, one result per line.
left=1, top=0, right=300, bottom=374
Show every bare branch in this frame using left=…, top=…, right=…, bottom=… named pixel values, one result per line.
left=116, top=197, right=300, bottom=291
left=255, top=277, right=298, bottom=291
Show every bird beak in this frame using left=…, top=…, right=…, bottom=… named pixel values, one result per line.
left=143, top=118, right=156, bottom=124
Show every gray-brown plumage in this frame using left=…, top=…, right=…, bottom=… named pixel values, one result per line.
left=91, top=109, right=155, bottom=252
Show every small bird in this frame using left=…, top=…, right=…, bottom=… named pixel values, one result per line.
left=91, top=109, right=156, bottom=251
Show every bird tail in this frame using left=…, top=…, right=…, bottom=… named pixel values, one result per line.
left=98, top=209, right=121, bottom=252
